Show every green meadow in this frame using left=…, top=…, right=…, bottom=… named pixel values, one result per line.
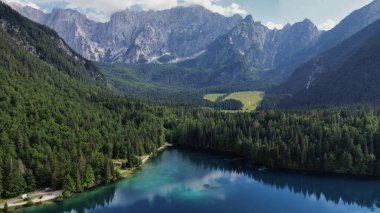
left=204, top=91, right=264, bottom=112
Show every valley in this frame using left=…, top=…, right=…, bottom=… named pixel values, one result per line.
left=1, top=0, right=380, bottom=212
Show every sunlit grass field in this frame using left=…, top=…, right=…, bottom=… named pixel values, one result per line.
left=203, top=93, right=226, bottom=102
left=204, top=91, right=264, bottom=112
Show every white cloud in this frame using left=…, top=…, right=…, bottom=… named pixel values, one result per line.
left=318, top=19, right=336, bottom=31
left=265, top=21, right=284, bottom=30
left=3, top=0, right=247, bottom=22
left=2, top=0, right=40, bottom=9
left=182, top=0, right=247, bottom=17
left=71, top=0, right=177, bottom=20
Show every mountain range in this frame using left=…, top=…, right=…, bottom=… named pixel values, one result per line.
left=180, top=16, right=320, bottom=83
left=8, top=0, right=380, bottom=107
left=12, top=3, right=322, bottom=82
left=12, top=4, right=242, bottom=63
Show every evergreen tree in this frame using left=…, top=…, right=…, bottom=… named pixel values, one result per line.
left=62, top=174, right=75, bottom=194
left=3, top=169, right=26, bottom=198
left=83, top=165, right=95, bottom=189
left=24, top=169, right=36, bottom=192
left=75, top=170, right=83, bottom=192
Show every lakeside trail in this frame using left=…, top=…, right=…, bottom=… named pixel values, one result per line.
left=0, top=142, right=174, bottom=210
left=141, top=142, right=173, bottom=164
left=0, top=190, right=63, bottom=209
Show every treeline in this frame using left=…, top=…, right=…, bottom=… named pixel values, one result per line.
left=168, top=106, right=380, bottom=176
left=210, top=99, right=243, bottom=111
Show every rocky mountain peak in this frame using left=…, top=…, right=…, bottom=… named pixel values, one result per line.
left=243, top=15, right=254, bottom=22
left=12, top=4, right=243, bottom=63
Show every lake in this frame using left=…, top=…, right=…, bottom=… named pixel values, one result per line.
left=18, top=148, right=380, bottom=213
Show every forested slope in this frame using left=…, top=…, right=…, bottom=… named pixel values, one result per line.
left=0, top=3, right=104, bottom=83
left=0, top=3, right=167, bottom=198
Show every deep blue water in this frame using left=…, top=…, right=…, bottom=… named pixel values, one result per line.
left=18, top=149, right=380, bottom=213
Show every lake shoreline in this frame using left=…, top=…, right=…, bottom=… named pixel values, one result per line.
left=14, top=148, right=380, bottom=213
left=175, top=144, right=380, bottom=180
left=4, top=142, right=379, bottom=212
left=2, top=143, right=173, bottom=212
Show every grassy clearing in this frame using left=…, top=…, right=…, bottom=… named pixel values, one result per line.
left=224, top=91, right=264, bottom=111
left=204, top=93, right=226, bottom=102
left=204, top=91, right=264, bottom=112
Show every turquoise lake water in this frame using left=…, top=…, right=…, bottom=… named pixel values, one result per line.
left=18, top=149, right=380, bottom=213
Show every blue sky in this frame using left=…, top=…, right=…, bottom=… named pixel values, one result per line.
left=3, top=0, right=374, bottom=30
left=217, top=0, right=373, bottom=30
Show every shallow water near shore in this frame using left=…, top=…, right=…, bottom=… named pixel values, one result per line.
left=17, top=149, right=380, bottom=213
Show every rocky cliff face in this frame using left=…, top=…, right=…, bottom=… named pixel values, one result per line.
left=14, top=5, right=242, bottom=63
left=182, top=15, right=321, bottom=81
left=267, top=19, right=320, bottom=69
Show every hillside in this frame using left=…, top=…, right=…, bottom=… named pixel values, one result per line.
left=0, top=2, right=166, bottom=198
left=305, top=0, right=380, bottom=58
left=285, top=0, right=380, bottom=75
left=272, top=18, right=380, bottom=96
left=97, top=62, right=271, bottom=105
left=0, top=3, right=104, bottom=83
left=269, top=18, right=380, bottom=107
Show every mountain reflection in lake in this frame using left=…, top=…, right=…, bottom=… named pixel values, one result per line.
left=18, top=149, right=380, bottom=213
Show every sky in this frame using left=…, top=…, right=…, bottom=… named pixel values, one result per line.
left=2, top=0, right=374, bottom=30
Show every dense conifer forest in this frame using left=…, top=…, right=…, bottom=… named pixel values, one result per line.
left=169, top=107, right=380, bottom=176
left=2, top=1, right=380, bottom=202
left=0, top=3, right=168, bottom=198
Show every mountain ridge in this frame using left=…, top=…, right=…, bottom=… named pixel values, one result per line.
left=266, top=18, right=380, bottom=108
left=0, top=3, right=105, bottom=83
left=13, top=4, right=243, bottom=63
left=179, top=15, right=321, bottom=84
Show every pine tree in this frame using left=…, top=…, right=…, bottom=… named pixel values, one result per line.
left=62, top=174, right=75, bottom=194
left=83, top=165, right=95, bottom=189
left=3, top=169, right=26, bottom=198
left=104, top=158, right=113, bottom=183
left=24, top=169, right=36, bottom=192
left=75, top=170, right=83, bottom=192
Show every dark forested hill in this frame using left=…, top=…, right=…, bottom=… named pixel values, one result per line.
left=0, top=3, right=104, bottom=83
left=272, top=18, right=380, bottom=95
left=266, top=18, right=380, bottom=108
left=286, top=28, right=380, bottom=107
left=303, top=0, right=380, bottom=61
left=0, top=2, right=167, bottom=198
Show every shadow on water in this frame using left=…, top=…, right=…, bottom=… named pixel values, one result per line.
left=182, top=149, right=380, bottom=211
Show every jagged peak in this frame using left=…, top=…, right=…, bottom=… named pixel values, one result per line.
left=281, top=19, right=317, bottom=31
left=243, top=15, right=254, bottom=22
left=302, top=18, right=313, bottom=24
